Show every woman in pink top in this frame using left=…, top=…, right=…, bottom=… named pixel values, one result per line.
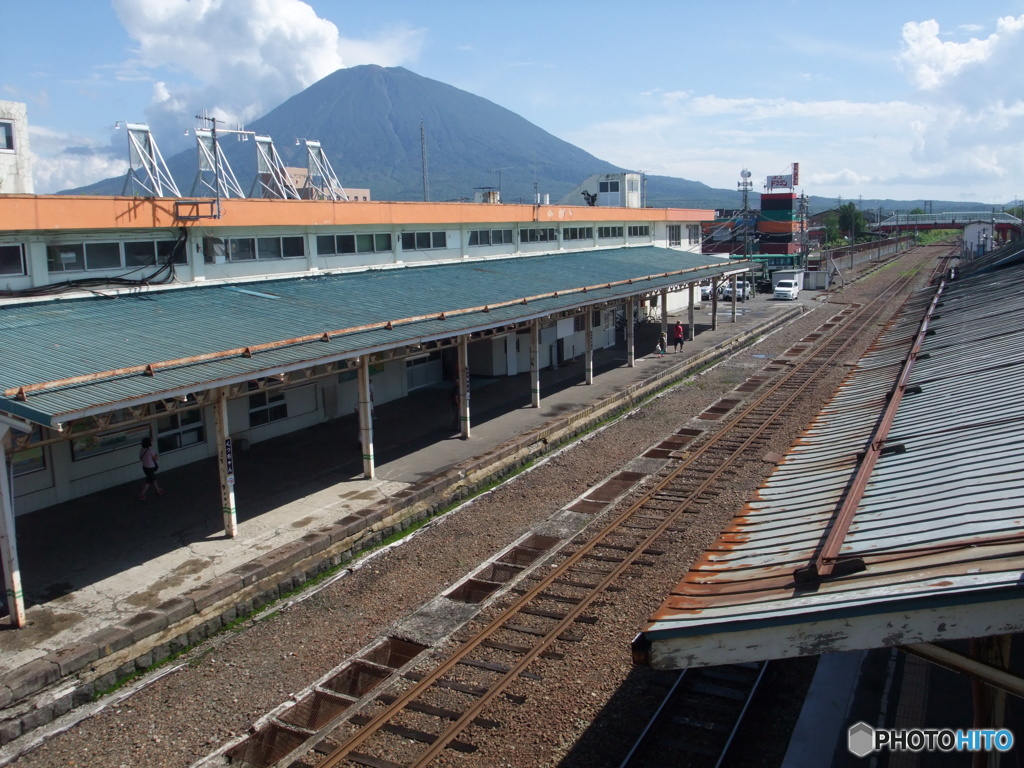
left=138, top=437, right=164, bottom=500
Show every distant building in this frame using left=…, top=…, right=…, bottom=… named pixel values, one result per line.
left=0, top=101, right=33, bottom=195
left=284, top=166, right=369, bottom=201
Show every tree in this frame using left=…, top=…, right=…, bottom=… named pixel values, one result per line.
left=823, top=212, right=842, bottom=247
left=837, top=202, right=869, bottom=242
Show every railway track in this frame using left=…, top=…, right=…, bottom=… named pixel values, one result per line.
left=222, top=250, right=937, bottom=768
left=618, top=662, right=767, bottom=768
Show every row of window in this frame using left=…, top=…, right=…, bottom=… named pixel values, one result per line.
left=468, top=229, right=514, bottom=246
left=203, top=236, right=305, bottom=263
left=317, top=232, right=393, bottom=255
left=15, top=221, right=664, bottom=278
left=46, top=239, right=187, bottom=273
left=563, top=227, right=594, bottom=241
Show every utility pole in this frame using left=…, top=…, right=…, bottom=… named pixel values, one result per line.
left=488, top=167, right=512, bottom=201
left=420, top=118, right=429, bottom=202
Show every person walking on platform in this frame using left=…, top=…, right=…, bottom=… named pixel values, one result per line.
left=673, top=321, right=685, bottom=353
left=138, top=437, right=164, bottom=500
left=658, top=331, right=667, bottom=358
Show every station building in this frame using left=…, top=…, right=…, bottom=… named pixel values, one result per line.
left=0, top=168, right=759, bottom=625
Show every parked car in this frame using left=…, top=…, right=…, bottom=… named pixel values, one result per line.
left=774, top=279, right=800, bottom=300
left=699, top=282, right=717, bottom=301
left=720, top=280, right=753, bottom=301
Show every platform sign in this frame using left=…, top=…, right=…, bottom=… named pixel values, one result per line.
left=225, top=438, right=235, bottom=486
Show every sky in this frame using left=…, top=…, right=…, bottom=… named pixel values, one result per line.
left=5, top=0, right=1024, bottom=205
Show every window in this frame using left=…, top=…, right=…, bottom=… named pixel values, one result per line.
left=47, top=244, right=85, bottom=272
left=627, top=178, right=639, bottom=193
left=11, top=426, right=45, bottom=476
left=316, top=234, right=336, bottom=254
left=406, top=351, right=442, bottom=391
left=400, top=231, right=447, bottom=250
left=598, top=226, right=623, bottom=239
left=124, top=241, right=158, bottom=267
left=562, top=227, right=593, bottom=241
left=687, top=225, right=701, bottom=244
left=0, top=244, right=25, bottom=275
left=0, top=122, right=13, bottom=152
left=157, top=239, right=188, bottom=265
left=248, top=382, right=288, bottom=426
left=668, top=225, right=681, bottom=247
left=70, top=417, right=151, bottom=461
left=228, top=238, right=256, bottom=261
left=155, top=406, right=205, bottom=453
left=257, top=237, right=281, bottom=260
left=84, top=242, right=121, bottom=270
left=468, top=229, right=513, bottom=246
left=519, top=227, right=557, bottom=243
left=599, top=181, right=620, bottom=193
left=574, top=315, right=585, bottom=332
left=628, top=225, right=651, bottom=238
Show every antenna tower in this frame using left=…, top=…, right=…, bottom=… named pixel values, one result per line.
left=301, top=140, right=348, bottom=201
left=249, top=136, right=300, bottom=199
left=118, top=122, right=181, bottom=197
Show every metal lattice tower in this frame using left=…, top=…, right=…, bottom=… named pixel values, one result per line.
left=249, top=135, right=300, bottom=199
left=119, top=123, right=181, bottom=198
left=302, top=140, right=347, bottom=201
left=190, top=129, right=246, bottom=199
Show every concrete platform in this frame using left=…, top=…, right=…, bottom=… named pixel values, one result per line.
left=0, top=294, right=808, bottom=743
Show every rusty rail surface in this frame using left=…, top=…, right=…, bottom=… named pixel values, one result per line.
left=228, top=252, right=934, bottom=768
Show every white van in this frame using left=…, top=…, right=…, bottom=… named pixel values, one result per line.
left=774, top=279, right=800, bottom=300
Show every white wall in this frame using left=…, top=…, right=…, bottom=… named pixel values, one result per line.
left=0, top=101, right=33, bottom=194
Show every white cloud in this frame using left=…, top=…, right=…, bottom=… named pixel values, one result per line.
left=899, top=15, right=1024, bottom=90
left=112, top=0, right=347, bottom=125
left=109, top=0, right=425, bottom=135
left=34, top=0, right=426, bottom=191
left=28, top=126, right=127, bottom=194
left=340, top=29, right=428, bottom=67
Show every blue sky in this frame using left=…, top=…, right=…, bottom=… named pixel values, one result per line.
left=5, top=0, right=1024, bottom=205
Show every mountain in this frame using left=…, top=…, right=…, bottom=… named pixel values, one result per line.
left=64, top=66, right=749, bottom=207
left=62, top=66, right=1000, bottom=211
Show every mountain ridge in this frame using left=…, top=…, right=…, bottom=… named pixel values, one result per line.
left=64, top=65, right=999, bottom=213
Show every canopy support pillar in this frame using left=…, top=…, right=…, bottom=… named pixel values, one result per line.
left=0, top=426, right=25, bottom=627
left=358, top=357, right=375, bottom=479
left=530, top=320, right=541, bottom=408
left=626, top=297, right=636, bottom=367
left=584, top=310, right=594, bottom=385
left=214, top=389, right=238, bottom=537
left=458, top=335, right=471, bottom=439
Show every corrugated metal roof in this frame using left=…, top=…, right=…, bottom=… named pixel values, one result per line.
left=0, top=247, right=747, bottom=425
left=638, top=261, right=1024, bottom=668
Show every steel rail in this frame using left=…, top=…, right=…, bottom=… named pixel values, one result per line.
left=618, top=661, right=768, bottom=768
left=317, top=263, right=926, bottom=768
